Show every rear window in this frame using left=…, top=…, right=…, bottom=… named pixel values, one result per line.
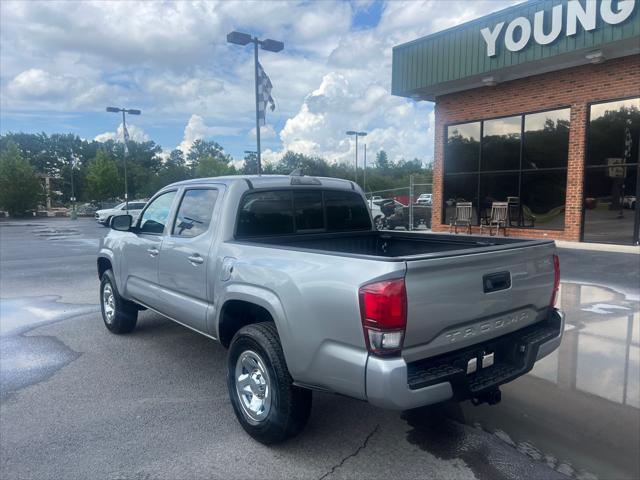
left=237, top=191, right=294, bottom=237
left=236, top=189, right=370, bottom=238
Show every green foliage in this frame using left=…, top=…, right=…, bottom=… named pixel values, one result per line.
left=0, top=132, right=432, bottom=203
left=0, top=143, right=43, bottom=215
left=86, top=150, right=121, bottom=201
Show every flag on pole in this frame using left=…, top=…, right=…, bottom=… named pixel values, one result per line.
left=257, top=62, right=275, bottom=126
left=122, top=123, right=130, bottom=154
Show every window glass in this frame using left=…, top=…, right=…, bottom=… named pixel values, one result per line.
left=138, top=191, right=176, bottom=234
left=324, top=191, right=371, bottom=231
left=446, top=122, right=480, bottom=173
left=479, top=173, right=519, bottom=222
left=128, top=202, right=147, bottom=210
left=482, top=116, right=521, bottom=171
left=583, top=166, right=636, bottom=244
left=523, top=109, right=570, bottom=169
left=293, top=190, right=324, bottom=231
left=442, top=174, right=479, bottom=225
left=588, top=98, right=640, bottom=166
left=237, top=191, right=294, bottom=237
left=173, top=189, right=218, bottom=237
left=521, top=171, right=566, bottom=230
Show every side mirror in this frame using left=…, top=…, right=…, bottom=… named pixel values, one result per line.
left=111, top=214, right=132, bottom=231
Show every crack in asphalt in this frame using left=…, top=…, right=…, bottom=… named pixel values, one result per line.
left=317, top=424, right=380, bottom=480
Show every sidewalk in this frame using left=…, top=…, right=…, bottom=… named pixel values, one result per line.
left=556, top=240, right=640, bottom=254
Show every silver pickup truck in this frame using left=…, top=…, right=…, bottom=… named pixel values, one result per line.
left=98, top=174, right=564, bottom=444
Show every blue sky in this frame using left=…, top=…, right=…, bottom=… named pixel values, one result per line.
left=0, top=0, right=516, bottom=165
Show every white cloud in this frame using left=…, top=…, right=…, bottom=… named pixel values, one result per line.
left=1, top=0, right=520, bottom=164
left=95, top=123, right=150, bottom=143
left=177, top=114, right=242, bottom=153
left=249, top=124, right=277, bottom=140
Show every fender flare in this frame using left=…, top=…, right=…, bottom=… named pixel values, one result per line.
left=215, top=284, right=293, bottom=364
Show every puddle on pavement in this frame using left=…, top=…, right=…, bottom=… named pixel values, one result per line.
left=403, top=403, right=569, bottom=480
left=410, top=282, right=639, bottom=480
left=0, top=296, right=98, bottom=399
left=31, top=227, right=81, bottom=238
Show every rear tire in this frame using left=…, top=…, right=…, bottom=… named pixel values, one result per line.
left=227, top=322, right=312, bottom=444
left=100, top=269, right=138, bottom=334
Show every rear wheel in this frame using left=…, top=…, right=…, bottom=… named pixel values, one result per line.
left=227, top=322, right=312, bottom=444
left=100, top=270, right=138, bottom=334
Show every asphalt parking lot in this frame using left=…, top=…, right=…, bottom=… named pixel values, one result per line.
left=1, top=218, right=638, bottom=480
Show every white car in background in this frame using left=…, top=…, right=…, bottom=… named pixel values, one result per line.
left=95, top=201, right=147, bottom=226
left=623, top=195, right=636, bottom=209
left=416, top=193, right=432, bottom=206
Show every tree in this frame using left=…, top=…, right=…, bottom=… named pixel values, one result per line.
left=375, top=150, right=390, bottom=170
left=242, top=151, right=258, bottom=175
left=0, top=143, right=43, bottom=215
left=194, top=155, right=236, bottom=178
left=85, top=150, right=121, bottom=201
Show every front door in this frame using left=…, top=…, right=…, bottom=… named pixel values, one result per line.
left=122, top=190, right=177, bottom=308
left=158, top=187, right=221, bottom=332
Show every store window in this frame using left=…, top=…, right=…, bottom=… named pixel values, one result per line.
left=584, top=97, right=640, bottom=245
left=443, top=108, right=570, bottom=229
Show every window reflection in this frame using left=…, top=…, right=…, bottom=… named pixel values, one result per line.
left=446, top=122, right=480, bottom=173
left=523, top=109, right=570, bottom=169
left=521, top=171, right=567, bottom=230
left=482, top=116, right=521, bottom=171
left=442, top=109, right=570, bottom=230
left=584, top=97, right=639, bottom=245
left=442, top=174, right=479, bottom=225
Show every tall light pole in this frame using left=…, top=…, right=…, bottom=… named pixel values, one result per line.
left=363, top=143, right=367, bottom=195
left=227, top=31, right=284, bottom=176
left=106, top=107, right=141, bottom=211
left=69, top=149, right=77, bottom=221
left=346, top=131, right=367, bottom=184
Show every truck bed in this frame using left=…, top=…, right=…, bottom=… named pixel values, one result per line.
left=237, top=230, right=551, bottom=260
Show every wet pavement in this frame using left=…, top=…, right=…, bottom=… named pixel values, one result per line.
left=0, top=218, right=638, bottom=479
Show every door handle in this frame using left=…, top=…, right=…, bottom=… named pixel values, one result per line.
left=188, top=254, right=204, bottom=265
left=147, top=247, right=159, bottom=257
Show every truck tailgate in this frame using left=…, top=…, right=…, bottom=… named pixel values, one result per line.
left=402, top=241, right=556, bottom=363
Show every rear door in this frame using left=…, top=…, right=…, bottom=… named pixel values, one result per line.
left=157, top=187, right=221, bottom=332
left=402, top=242, right=556, bottom=362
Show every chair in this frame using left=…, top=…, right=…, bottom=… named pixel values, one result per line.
left=481, top=202, right=509, bottom=236
left=449, top=202, right=473, bottom=234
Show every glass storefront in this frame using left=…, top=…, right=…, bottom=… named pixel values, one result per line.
left=443, top=108, right=570, bottom=230
left=583, top=98, right=640, bottom=245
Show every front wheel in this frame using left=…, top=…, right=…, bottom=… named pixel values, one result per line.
left=100, top=270, right=138, bottom=334
left=227, top=322, right=312, bottom=444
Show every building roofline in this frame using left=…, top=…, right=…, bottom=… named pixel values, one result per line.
left=392, top=0, right=538, bottom=51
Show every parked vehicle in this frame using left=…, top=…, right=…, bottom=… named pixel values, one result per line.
left=623, top=195, right=636, bottom=209
left=95, top=201, right=147, bottom=226
left=416, top=193, right=432, bottom=206
left=384, top=205, right=431, bottom=230
left=98, top=174, right=564, bottom=444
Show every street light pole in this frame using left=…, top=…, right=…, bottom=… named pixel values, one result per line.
left=363, top=143, right=367, bottom=195
left=69, top=149, right=77, bottom=220
left=106, top=106, right=141, bottom=212
left=227, top=31, right=284, bottom=176
left=346, top=131, right=367, bottom=185
left=122, top=110, right=129, bottom=211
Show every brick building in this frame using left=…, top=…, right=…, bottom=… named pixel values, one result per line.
left=392, top=0, right=640, bottom=245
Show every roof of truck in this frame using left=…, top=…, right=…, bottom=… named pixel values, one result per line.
left=167, top=174, right=358, bottom=190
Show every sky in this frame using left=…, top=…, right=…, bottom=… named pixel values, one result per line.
left=0, top=0, right=520, bottom=167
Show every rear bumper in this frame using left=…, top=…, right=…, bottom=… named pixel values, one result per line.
left=365, top=308, right=565, bottom=410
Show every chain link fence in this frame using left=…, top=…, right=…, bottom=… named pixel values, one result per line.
left=366, top=175, right=433, bottom=231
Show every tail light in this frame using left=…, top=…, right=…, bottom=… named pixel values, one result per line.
left=359, top=278, right=407, bottom=356
left=550, top=254, right=560, bottom=307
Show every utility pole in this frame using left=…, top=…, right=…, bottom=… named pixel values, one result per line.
left=69, top=150, right=77, bottom=221
left=363, top=143, right=367, bottom=194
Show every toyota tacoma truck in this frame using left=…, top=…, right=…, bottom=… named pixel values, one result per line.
left=97, top=174, right=564, bottom=444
